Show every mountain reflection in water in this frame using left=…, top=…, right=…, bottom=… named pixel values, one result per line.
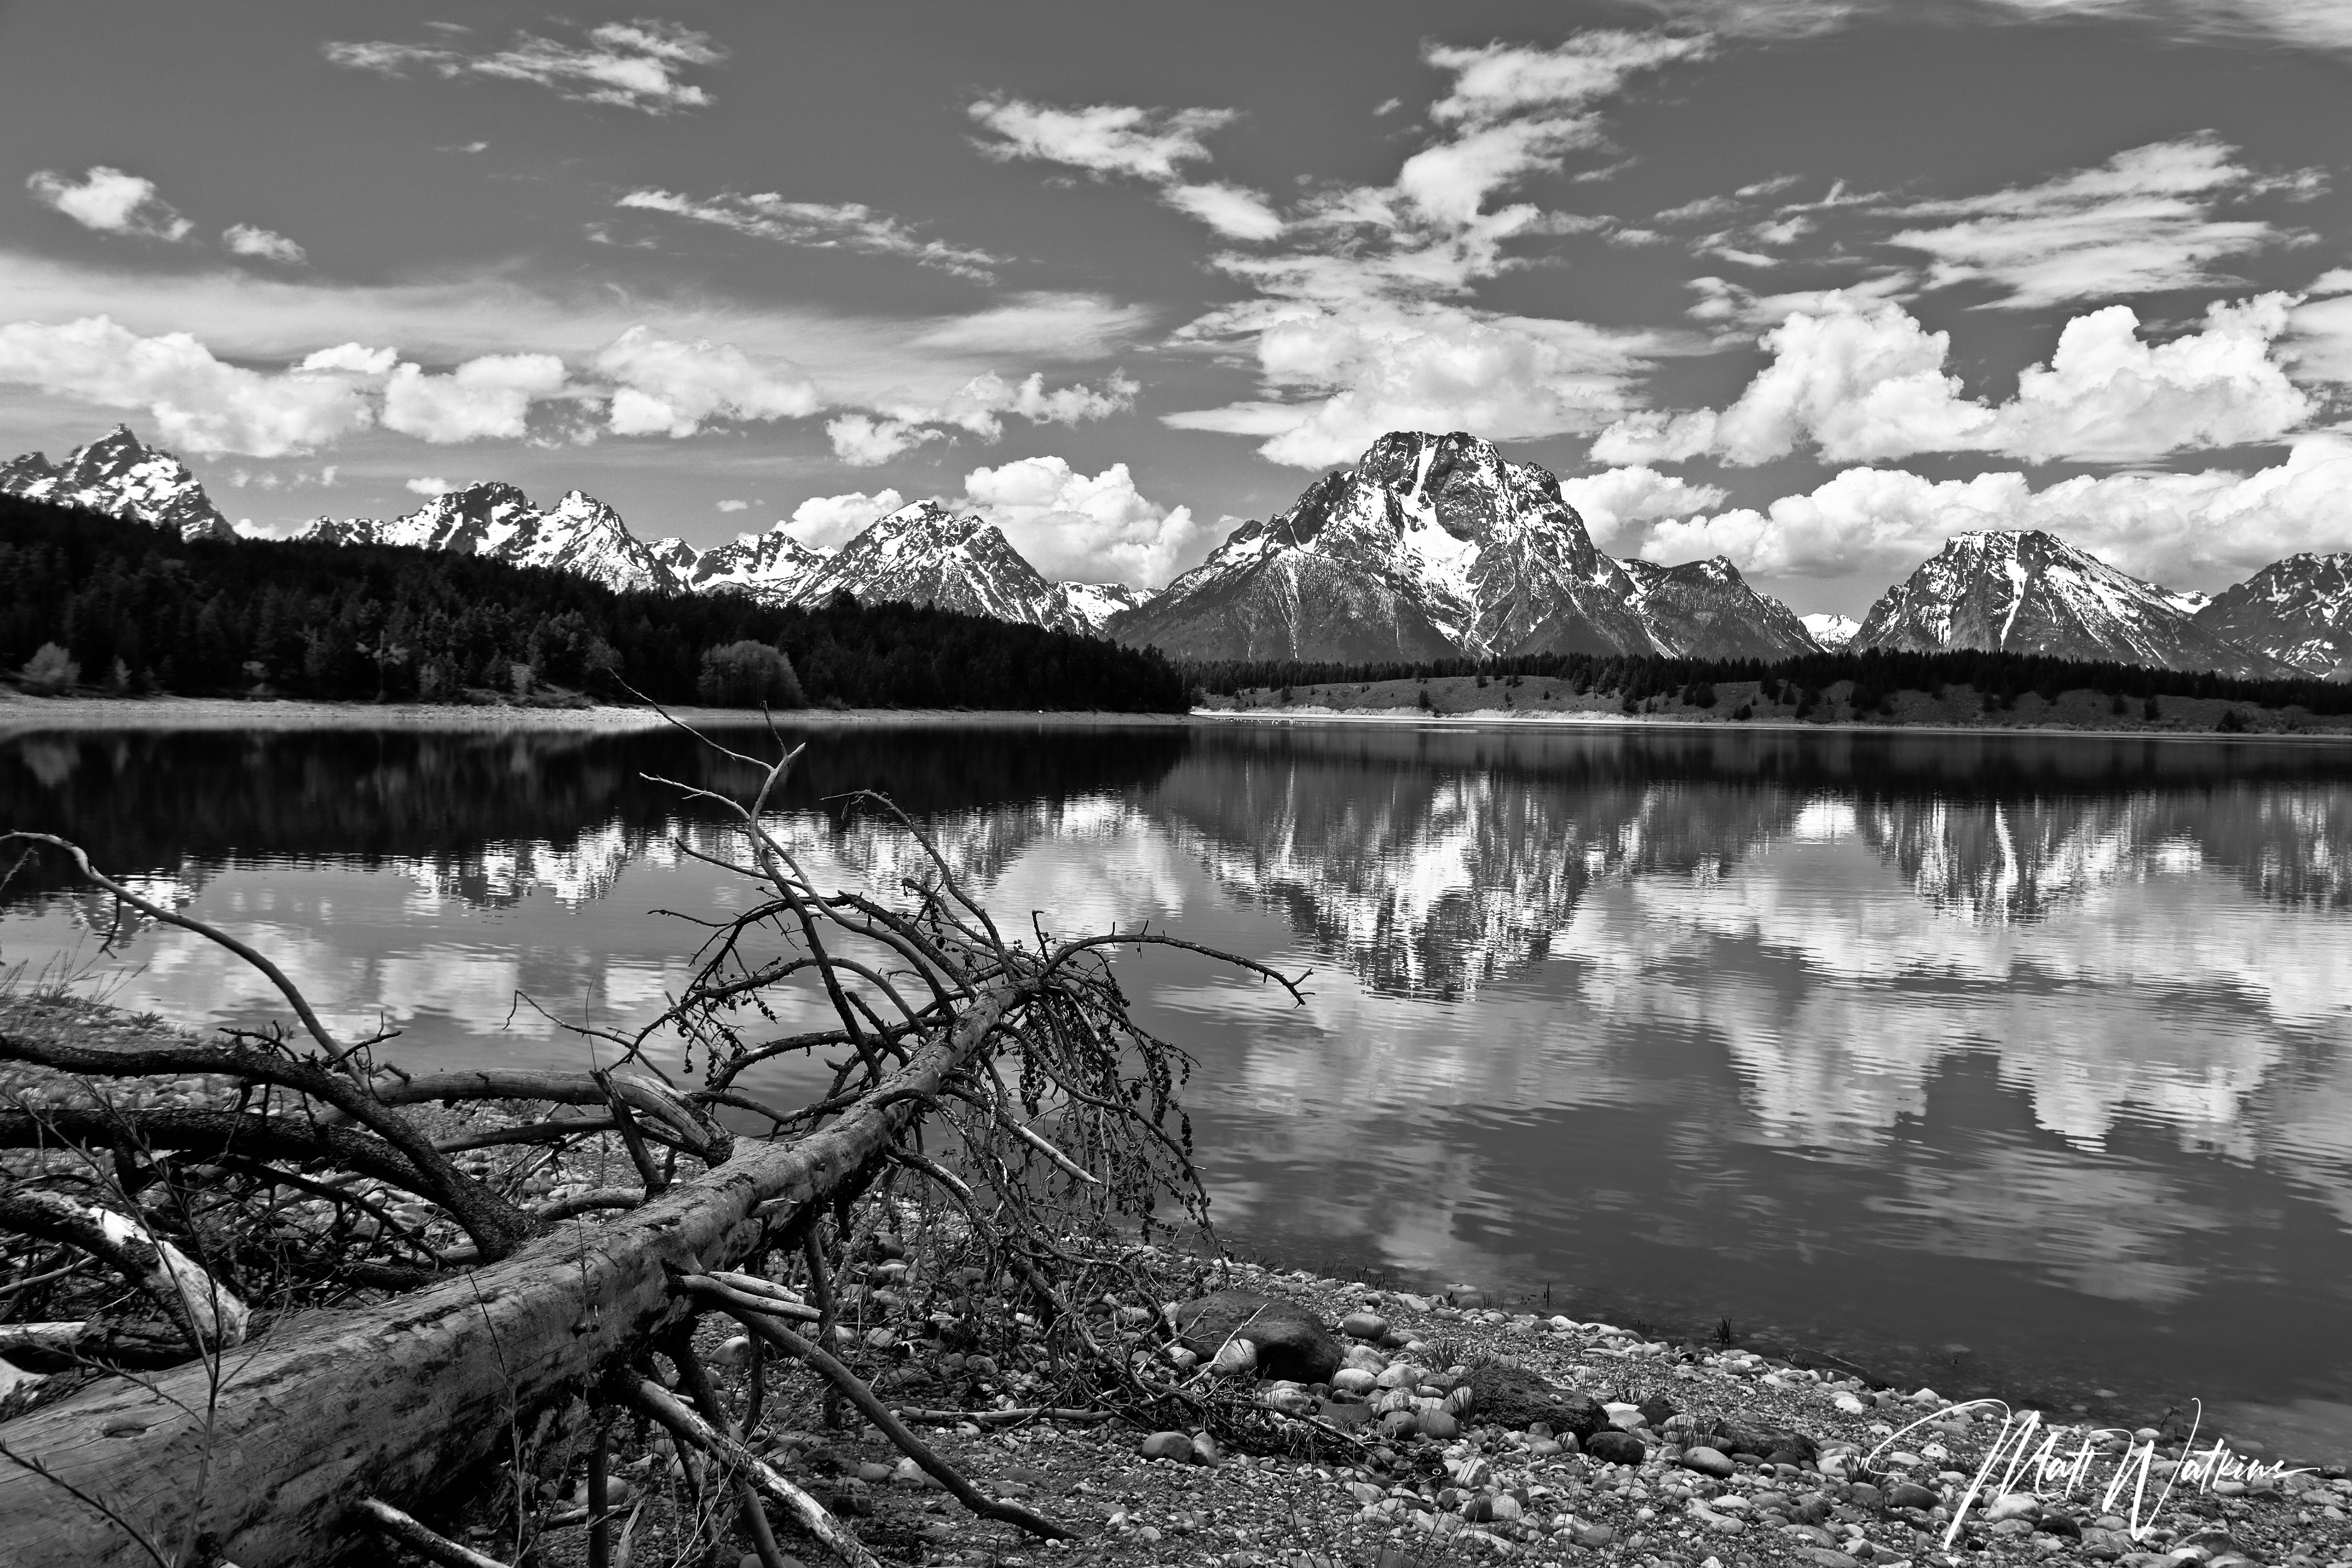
left=4, top=719, right=2351, bottom=1455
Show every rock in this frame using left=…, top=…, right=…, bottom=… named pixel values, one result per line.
left=2038, top=1515, right=2083, bottom=1539
left=1889, top=1482, right=1940, bottom=1511
left=856, top=1462, right=893, bottom=1484
left=1585, top=1430, right=1645, bottom=1465
left=1375, top=1549, right=1426, bottom=1568
left=1333, top=1367, right=1377, bottom=1395
left=1191, top=1433, right=1224, bottom=1466
left=1848, top=1483, right=1885, bottom=1508
left=1573, top=1523, right=1616, bottom=1548
left=1683, top=1447, right=1738, bottom=1478
left=1987, top=1493, right=2041, bottom=1522
left=1342, top=1311, right=1390, bottom=1341
left=1418, top=1410, right=1459, bottom=1440
left=1213, top=1340, right=1260, bottom=1377
left=1174, top=1291, right=1343, bottom=1384
left=1380, top=1410, right=1419, bottom=1441
left=1711, top=1415, right=1818, bottom=1461
left=1805, top=1552, right=1863, bottom=1568
left=1458, top=1364, right=1608, bottom=1438
left=1639, top=1394, right=1680, bottom=1428
left=1318, top=1399, right=1375, bottom=1431
left=1141, top=1431, right=1194, bottom=1461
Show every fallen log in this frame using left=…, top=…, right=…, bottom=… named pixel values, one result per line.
left=0, top=990, right=1011, bottom=1566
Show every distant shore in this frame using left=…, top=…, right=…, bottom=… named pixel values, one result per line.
left=1198, top=702, right=2352, bottom=744
left=0, top=695, right=1194, bottom=737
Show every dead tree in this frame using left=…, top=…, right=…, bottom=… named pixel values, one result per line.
left=0, top=721, right=1303, bottom=1566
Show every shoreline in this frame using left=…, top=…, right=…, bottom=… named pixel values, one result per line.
left=1195, top=704, right=2352, bottom=746
left=0, top=694, right=1194, bottom=737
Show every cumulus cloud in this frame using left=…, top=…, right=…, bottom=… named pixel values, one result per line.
left=961, top=456, right=1207, bottom=586
left=26, top=167, right=191, bottom=241
left=716, top=498, right=750, bottom=512
left=0, top=315, right=375, bottom=456
left=785, top=489, right=905, bottom=549
left=1594, top=291, right=2311, bottom=467
left=324, top=19, right=725, bottom=113
left=1555, top=466, right=1729, bottom=548
left=1633, top=436, right=2352, bottom=587
left=616, top=189, right=1000, bottom=279
left=222, top=224, right=307, bottom=264
left=589, top=326, right=820, bottom=437
left=1168, top=299, right=1661, bottom=467
left=829, top=371, right=1137, bottom=464
left=825, top=415, right=941, bottom=467
left=380, top=354, right=570, bottom=443
left=1646, top=0, right=2352, bottom=51
left=406, top=476, right=454, bottom=497
left=1883, top=135, right=2299, bottom=309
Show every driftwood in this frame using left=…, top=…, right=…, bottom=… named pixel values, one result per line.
left=0, top=722, right=1306, bottom=1565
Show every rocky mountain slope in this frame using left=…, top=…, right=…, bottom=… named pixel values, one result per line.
left=783, top=501, right=1133, bottom=636
left=2193, top=553, right=2352, bottom=678
left=1801, top=613, right=1860, bottom=650
left=0, top=426, right=234, bottom=541
left=295, top=482, right=693, bottom=596
left=1107, top=430, right=1792, bottom=662
left=1622, top=557, right=1819, bottom=660
left=1849, top=530, right=2291, bottom=678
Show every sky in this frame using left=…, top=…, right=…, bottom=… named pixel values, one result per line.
left=3, top=0, right=2351, bottom=614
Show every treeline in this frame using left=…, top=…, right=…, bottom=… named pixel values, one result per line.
left=0, top=496, right=1191, bottom=711
left=1186, top=646, right=2352, bottom=716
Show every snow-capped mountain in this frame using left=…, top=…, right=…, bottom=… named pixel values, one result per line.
left=0, top=425, right=234, bottom=541
left=1621, top=557, right=1821, bottom=659
left=295, top=482, right=691, bottom=595
left=681, top=525, right=829, bottom=605
left=1849, top=530, right=2288, bottom=677
left=1107, top=430, right=1711, bottom=661
left=2192, top=553, right=2352, bottom=679
left=784, top=501, right=1111, bottom=635
left=1802, top=613, right=1861, bottom=650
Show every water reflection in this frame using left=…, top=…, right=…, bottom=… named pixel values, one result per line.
left=3, top=720, right=2352, bottom=1451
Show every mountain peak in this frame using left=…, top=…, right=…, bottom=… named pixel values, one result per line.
left=0, top=425, right=234, bottom=541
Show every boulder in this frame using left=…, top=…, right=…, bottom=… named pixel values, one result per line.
left=1139, top=1431, right=1194, bottom=1461
left=1584, top=1430, right=1645, bottom=1465
left=1888, top=1481, right=1940, bottom=1511
left=1172, top=1291, right=1343, bottom=1385
left=1681, top=1446, right=1737, bottom=1478
left=1461, top=1365, right=1606, bottom=1439
left=1711, top=1415, right=1817, bottom=1461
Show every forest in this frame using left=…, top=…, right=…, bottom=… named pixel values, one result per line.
left=1186, top=644, right=2352, bottom=717
left=0, top=495, right=1192, bottom=712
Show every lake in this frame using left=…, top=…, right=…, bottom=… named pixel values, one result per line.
left=4, top=716, right=2351, bottom=1460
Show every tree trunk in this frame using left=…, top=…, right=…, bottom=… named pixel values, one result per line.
left=0, top=991, right=1010, bottom=1568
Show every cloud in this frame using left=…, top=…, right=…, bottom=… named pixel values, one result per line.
left=406, top=477, right=453, bottom=497
left=1634, top=435, right=2352, bottom=586
left=1161, top=183, right=1285, bottom=241
left=298, top=342, right=397, bottom=376
left=832, top=371, right=1138, bottom=463
left=908, top=292, right=1151, bottom=360
left=323, top=19, right=725, bottom=114
left=589, top=326, right=821, bottom=437
left=1646, top=0, right=2352, bottom=50
left=1555, top=465, right=1729, bottom=548
left=960, top=456, right=1207, bottom=587
left=616, top=189, right=1000, bottom=279
left=1883, top=135, right=2299, bottom=309
left=222, top=224, right=306, bottom=264
left=786, top=489, right=905, bottom=548
left=968, top=97, right=1234, bottom=181
left=1398, top=34, right=1711, bottom=225
left=1594, top=291, right=2311, bottom=466
left=1168, top=299, right=1663, bottom=467
left=715, top=498, right=749, bottom=513
left=0, top=315, right=376, bottom=455
left=380, top=353, right=570, bottom=443
left=25, top=167, right=191, bottom=241
left=824, top=415, right=940, bottom=467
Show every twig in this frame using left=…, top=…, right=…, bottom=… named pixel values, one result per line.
left=356, top=1496, right=513, bottom=1568
left=617, top=1377, right=882, bottom=1568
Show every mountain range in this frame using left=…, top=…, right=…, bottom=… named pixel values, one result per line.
left=8, top=424, right=2349, bottom=681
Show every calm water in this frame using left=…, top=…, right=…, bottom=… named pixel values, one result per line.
left=5, top=719, right=2352, bottom=1457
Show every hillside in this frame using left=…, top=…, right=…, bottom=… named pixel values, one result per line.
left=0, top=495, right=1190, bottom=713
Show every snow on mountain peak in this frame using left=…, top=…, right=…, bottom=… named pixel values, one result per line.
left=0, top=425, right=234, bottom=541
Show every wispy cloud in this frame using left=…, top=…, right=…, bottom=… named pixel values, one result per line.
left=324, top=19, right=725, bottom=114
left=616, top=189, right=1001, bottom=280
left=25, top=167, right=191, bottom=241
left=969, top=94, right=1286, bottom=243
left=1882, top=133, right=2308, bottom=308
left=222, top=224, right=306, bottom=265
